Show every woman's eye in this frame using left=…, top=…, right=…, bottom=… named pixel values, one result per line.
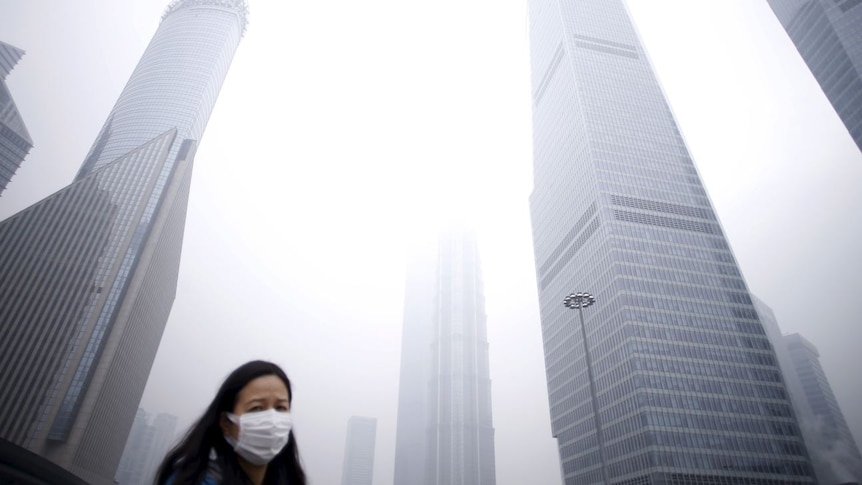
left=248, top=406, right=263, bottom=412
left=277, top=405, right=289, bottom=412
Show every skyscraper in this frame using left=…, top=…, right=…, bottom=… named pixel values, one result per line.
left=784, top=334, right=862, bottom=483
left=767, top=0, right=862, bottom=152
left=393, top=229, right=497, bottom=485
left=526, top=1, right=816, bottom=483
left=393, top=244, right=436, bottom=485
left=341, top=416, right=378, bottom=485
left=115, top=409, right=151, bottom=485
left=115, top=409, right=179, bottom=485
left=0, top=40, right=33, bottom=196
left=754, top=296, right=862, bottom=485
left=425, top=228, right=496, bottom=485
left=0, top=1, right=247, bottom=483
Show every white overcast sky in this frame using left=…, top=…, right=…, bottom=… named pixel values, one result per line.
left=1, top=1, right=861, bottom=485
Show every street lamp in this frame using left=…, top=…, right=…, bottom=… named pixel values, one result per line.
left=563, top=292, right=609, bottom=484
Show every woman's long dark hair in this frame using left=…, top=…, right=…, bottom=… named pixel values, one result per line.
left=155, top=360, right=306, bottom=485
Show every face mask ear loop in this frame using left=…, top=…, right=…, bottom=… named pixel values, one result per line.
left=223, top=412, right=241, bottom=450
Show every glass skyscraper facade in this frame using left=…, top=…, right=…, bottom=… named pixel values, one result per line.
left=526, top=1, right=816, bottom=483
left=767, top=0, right=862, bottom=153
left=341, top=416, right=378, bottom=485
left=0, top=40, right=33, bottom=196
left=0, top=2, right=246, bottom=484
left=393, top=229, right=496, bottom=485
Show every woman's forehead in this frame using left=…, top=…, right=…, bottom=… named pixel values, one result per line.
left=238, top=374, right=290, bottom=401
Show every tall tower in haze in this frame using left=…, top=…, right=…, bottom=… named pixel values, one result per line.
left=115, top=409, right=179, bottom=485
left=526, top=0, right=816, bottom=483
left=783, top=334, right=862, bottom=483
left=0, top=1, right=247, bottom=484
left=425, top=228, right=496, bottom=485
left=767, top=0, right=862, bottom=153
left=754, top=296, right=862, bottom=484
left=393, top=243, right=436, bottom=485
left=393, top=229, right=497, bottom=485
left=0, top=40, right=33, bottom=195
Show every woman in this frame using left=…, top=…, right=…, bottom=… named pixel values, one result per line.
left=155, top=360, right=307, bottom=485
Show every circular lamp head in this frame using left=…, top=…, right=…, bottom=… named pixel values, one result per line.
left=563, top=292, right=596, bottom=309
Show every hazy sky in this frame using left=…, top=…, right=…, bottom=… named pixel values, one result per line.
left=1, top=1, right=861, bottom=485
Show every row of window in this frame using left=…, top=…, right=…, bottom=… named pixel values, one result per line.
left=667, top=471, right=812, bottom=485
left=623, top=294, right=759, bottom=320
left=593, top=142, right=695, bottom=170
left=611, top=193, right=715, bottom=220
left=610, top=220, right=729, bottom=252
left=634, top=370, right=787, bottom=402
left=593, top=142, right=697, bottom=170
left=637, top=392, right=792, bottom=420
left=601, top=179, right=709, bottom=207
left=625, top=309, right=765, bottom=337
left=597, top=143, right=698, bottom=172
left=625, top=339, right=775, bottom=371
left=643, top=411, right=798, bottom=437
left=616, top=263, right=746, bottom=291
left=615, top=276, right=751, bottom=306
left=560, top=428, right=600, bottom=460
left=648, top=430, right=805, bottom=457
left=631, top=352, right=780, bottom=384
left=553, top=396, right=598, bottom=434
left=615, top=210, right=720, bottom=236
left=593, top=331, right=771, bottom=388
left=651, top=450, right=811, bottom=477
left=598, top=160, right=697, bottom=187
left=562, top=447, right=603, bottom=474
left=613, top=248, right=739, bottom=279
left=625, top=324, right=771, bottom=353
left=549, top=360, right=590, bottom=401
left=597, top=170, right=707, bottom=200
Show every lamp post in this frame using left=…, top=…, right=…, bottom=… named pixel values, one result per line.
left=563, top=292, right=609, bottom=484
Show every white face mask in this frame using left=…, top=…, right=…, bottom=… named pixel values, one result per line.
left=224, top=409, right=293, bottom=466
